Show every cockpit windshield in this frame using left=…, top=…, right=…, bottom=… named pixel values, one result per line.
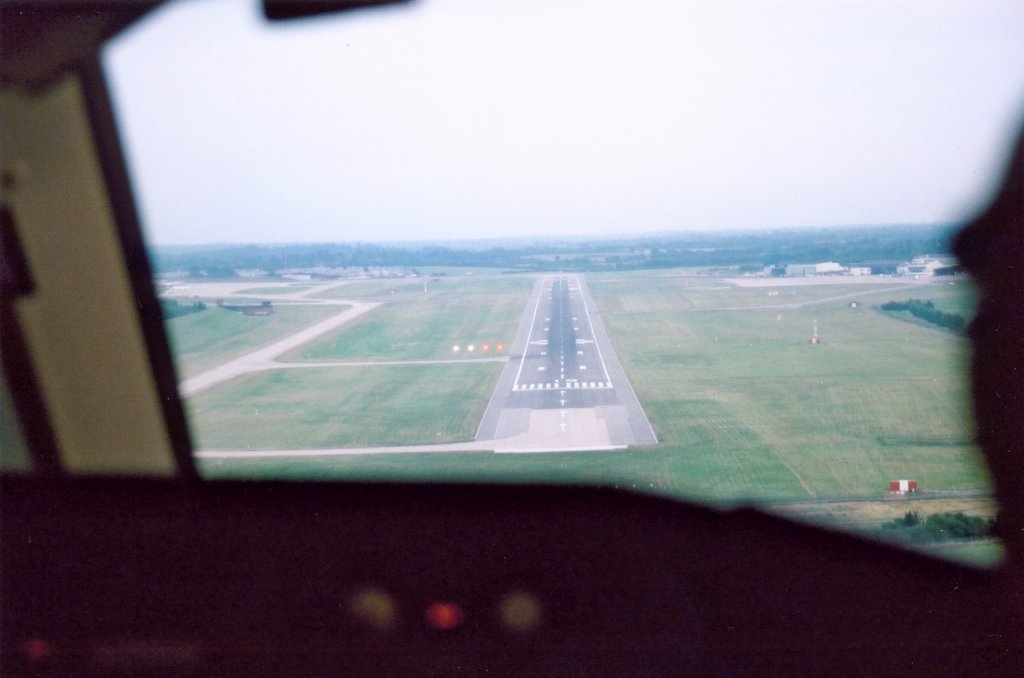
left=102, top=0, right=1024, bottom=566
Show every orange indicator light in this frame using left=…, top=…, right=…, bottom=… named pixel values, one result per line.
left=498, top=591, right=543, bottom=634
left=425, top=602, right=465, bottom=630
left=348, top=587, right=397, bottom=630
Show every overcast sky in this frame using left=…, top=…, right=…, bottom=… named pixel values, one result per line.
left=105, top=0, right=1024, bottom=245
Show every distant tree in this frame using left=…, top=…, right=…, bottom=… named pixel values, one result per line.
left=883, top=511, right=920, bottom=529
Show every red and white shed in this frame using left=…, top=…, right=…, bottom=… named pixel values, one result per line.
left=888, top=480, right=918, bottom=495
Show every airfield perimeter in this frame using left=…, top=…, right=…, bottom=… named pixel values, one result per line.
left=172, top=274, right=656, bottom=453
left=169, top=271, right=982, bottom=473
left=167, top=270, right=998, bottom=563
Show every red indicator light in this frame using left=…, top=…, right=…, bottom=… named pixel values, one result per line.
left=20, top=638, right=53, bottom=663
left=425, top=602, right=465, bottom=630
left=497, top=343, right=505, bottom=351
left=482, top=344, right=490, bottom=352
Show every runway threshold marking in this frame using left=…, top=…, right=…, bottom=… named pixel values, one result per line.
left=512, top=381, right=610, bottom=391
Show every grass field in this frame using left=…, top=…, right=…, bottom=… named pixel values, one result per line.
left=0, top=378, right=29, bottom=472
left=186, top=270, right=991, bottom=532
left=413, top=266, right=525, bottom=276
left=883, top=280, right=978, bottom=318
left=285, top=275, right=534, bottom=361
left=875, top=280, right=978, bottom=333
left=180, top=275, right=530, bottom=449
left=195, top=275, right=987, bottom=502
left=187, top=363, right=501, bottom=449
left=197, top=450, right=1000, bottom=565
left=587, top=276, right=914, bottom=313
left=234, top=285, right=314, bottom=295
left=187, top=272, right=996, bottom=562
left=594, top=277, right=987, bottom=501
left=773, top=492, right=1002, bottom=567
left=165, top=303, right=343, bottom=377
left=307, top=278, right=422, bottom=299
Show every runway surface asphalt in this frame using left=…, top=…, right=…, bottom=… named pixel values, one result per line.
left=476, top=275, right=657, bottom=451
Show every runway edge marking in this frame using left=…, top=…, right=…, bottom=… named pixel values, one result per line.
left=572, top=275, right=612, bottom=385
left=512, top=277, right=547, bottom=389
left=576, top=275, right=658, bottom=445
left=473, top=276, right=546, bottom=441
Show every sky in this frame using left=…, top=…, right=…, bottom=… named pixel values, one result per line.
left=105, top=0, right=1024, bottom=245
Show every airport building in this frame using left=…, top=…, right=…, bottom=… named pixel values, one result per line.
left=784, top=261, right=846, bottom=277
left=896, top=255, right=957, bottom=277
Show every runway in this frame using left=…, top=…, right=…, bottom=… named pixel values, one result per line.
left=476, top=276, right=657, bottom=452
left=189, top=274, right=656, bottom=458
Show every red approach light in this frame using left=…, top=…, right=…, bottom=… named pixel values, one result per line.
left=482, top=344, right=490, bottom=352
left=425, top=602, right=465, bottom=630
left=496, top=343, right=505, bottom=351
left=20, top=638, right=54, bottom=663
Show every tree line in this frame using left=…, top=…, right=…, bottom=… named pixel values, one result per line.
left=880, top=299, right=967, bottom=333
left=882, top=511, right=993, bottom=543
left=149, top=224, right=958, bottom=277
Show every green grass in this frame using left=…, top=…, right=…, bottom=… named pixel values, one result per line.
left=587, top=277, right=912, bottom=314
left=234, top=285, right=314, bottom=295
left=413, top=266, right=524, bottom=276
left=0, top=377, right=30, bottom=472
left=187, top=363, right=501, bottom=449
left=594, top=280, right=987, bottom=501
left=309, top=273, right=532, bottom=301
left=197, top=446, right=750, bottom=498
left=919, top=539, right=1004, bottom=567
left=188, top=271, right=997, bottom=566
left=307, top=278, right=424, bottom=299
left=165, top=303, right=344, bottom=377
left=195, top=276, right=990, bottom=506
left=285, top=276, right=533, bottom=361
